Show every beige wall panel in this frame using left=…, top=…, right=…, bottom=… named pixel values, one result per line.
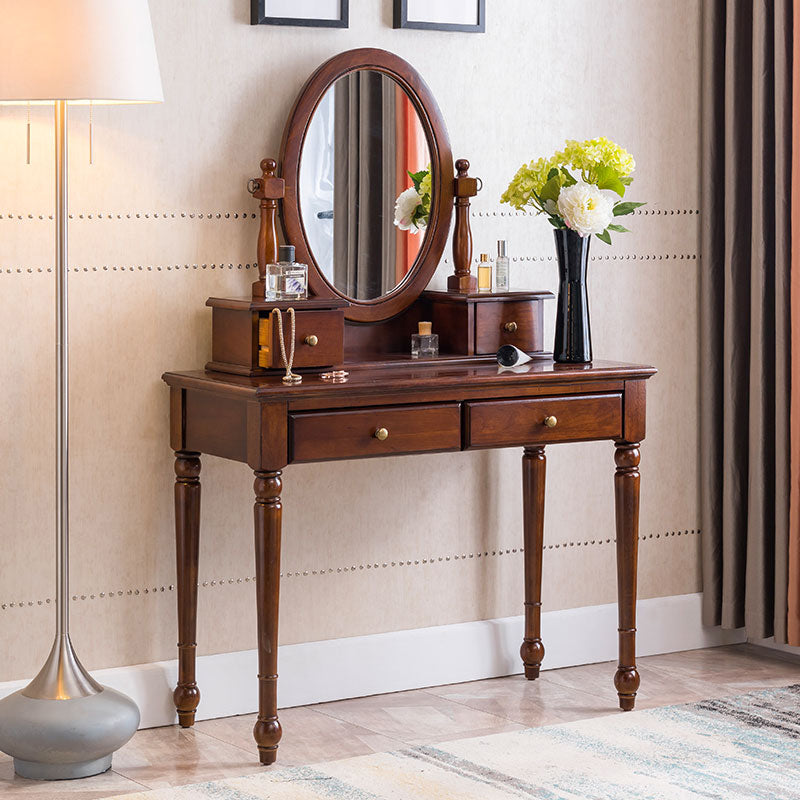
left=0, top=0, right=703, bottom=682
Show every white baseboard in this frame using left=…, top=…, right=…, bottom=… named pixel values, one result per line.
left=0, top=592, right=744, bottom=729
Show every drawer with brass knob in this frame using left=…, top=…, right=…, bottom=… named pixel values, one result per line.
left=257, top=309, right=343, bottom=369
left=465, top=393, right=622, bottom=448
left=289, top=404, right=461, bottom=462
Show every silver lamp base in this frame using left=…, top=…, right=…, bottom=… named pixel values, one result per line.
left=0, top=635, right=140, bottom=780
left=0, top=687, right=139, bottom=780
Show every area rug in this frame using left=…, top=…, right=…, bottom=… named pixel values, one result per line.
left=104, top=684, right=800, bottom=799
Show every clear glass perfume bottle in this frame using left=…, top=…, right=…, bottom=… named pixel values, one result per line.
left=478, top=253, right=492, bottom=292
left=495, top=240, right=509, bottom=291
left=266, top=244, right=308, bottom=301
left=411, top=321, right=439, bottom=358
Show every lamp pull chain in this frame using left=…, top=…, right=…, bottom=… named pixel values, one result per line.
left=26, top=102, right=30, bottom=165
left=88, top=101, right=93, bottom=165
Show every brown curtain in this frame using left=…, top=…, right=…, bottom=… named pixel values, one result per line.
left=789, top=0, right=800, bottom=645
left=700, top=0, right=792, bottom=642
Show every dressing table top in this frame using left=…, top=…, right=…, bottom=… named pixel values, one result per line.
left=164, top=358, right=656, bottom=401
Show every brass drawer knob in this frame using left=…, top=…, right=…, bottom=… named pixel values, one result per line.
left=544, top=415, right=558, bottom=428
left=304, top=334, right=319, bottom=347
left=503, top=321, right=518, bottom=333
left=374, top=427, right=389, bottom=441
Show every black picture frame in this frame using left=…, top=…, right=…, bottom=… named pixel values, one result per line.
left=251, top=0, right=349, bottom=28
left=393, top=0, right=485, bottom=33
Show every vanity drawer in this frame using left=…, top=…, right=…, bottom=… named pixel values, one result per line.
left=466, top=393, right=622, bottom=447
left=258, top=310, right=344, bottom=369
left=474, top=300, right=542, bottom=354
left=290, top=403, right=461, bottom=462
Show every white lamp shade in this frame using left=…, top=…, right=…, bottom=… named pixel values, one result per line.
left=0, top=0, right=163, bottom=104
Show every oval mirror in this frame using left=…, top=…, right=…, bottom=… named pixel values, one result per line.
left=281, top=49, right=454, bottom=323
left=299, top=71, right=432, bottom=301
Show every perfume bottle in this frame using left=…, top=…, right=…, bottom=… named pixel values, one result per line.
left=478, top=253, right=492, bottom=292
left=411, top=321, right=439, bottom=358
left=495, top=240, right=509, bottom=291
left=266, top=244, right=308, bottom=301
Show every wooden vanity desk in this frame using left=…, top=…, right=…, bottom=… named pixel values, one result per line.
left=163, top=48, right=656, bottom=765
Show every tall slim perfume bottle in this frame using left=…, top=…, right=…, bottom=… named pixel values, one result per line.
left=266, top=244, right=308, bottom=301
left=478, top=253, right=492, bottom=292
left=496, top=240, right=509, bottom=291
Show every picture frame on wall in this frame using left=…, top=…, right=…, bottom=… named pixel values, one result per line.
left=251, top=0, right=349, bottom=28
left=393, top=0, right=485, bottom=33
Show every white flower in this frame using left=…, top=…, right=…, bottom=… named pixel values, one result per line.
left=393, top=186, right=424, bottom=233
left=556, top=181, right=615, bottom=237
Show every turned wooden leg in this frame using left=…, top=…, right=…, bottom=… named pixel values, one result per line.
left=173, top=451, right=201, bottom=727
left=614, top=442, right=641, bottom=711
left=520, top=446, right=546, bottom=679
left=253, top=470, right=283, bottom=765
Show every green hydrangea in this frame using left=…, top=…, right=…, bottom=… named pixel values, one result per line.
left=500, top=155, right=564, bottom=210
left=559, top=137, right=636, bottom=181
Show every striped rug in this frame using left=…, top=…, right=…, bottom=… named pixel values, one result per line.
left=105, top=684, right=800, bottom=799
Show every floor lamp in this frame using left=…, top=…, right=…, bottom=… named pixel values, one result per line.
left=0, top=0, right=163, bottom=780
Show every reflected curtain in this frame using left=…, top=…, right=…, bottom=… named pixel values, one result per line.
left=700, top=0, right=793, bottom=642
left=333, top=72, right=397, bottom=300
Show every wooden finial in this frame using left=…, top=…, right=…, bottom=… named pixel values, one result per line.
left=448, top=157, right=480, bottom=293
left=249, top=158, right=285, bottom=299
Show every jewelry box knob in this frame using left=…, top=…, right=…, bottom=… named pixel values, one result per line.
left=304, top=334, right=319, bottom=347
left=374, top=427, right=389, bottom=441
left=544, top=415, right=558, bottom=428
left=503, top=321, right=518, bottom=333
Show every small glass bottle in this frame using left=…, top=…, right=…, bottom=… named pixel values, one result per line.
left=478, top=253, right=492, bottom=292
left=266, top=244, right=308, bottom=301
left=495, top=240, right=509, bottom=291
left=411, top=321, right=439, bottom=358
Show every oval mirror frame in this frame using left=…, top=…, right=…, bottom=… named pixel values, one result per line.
left=280, top=48, right=454, bottom=323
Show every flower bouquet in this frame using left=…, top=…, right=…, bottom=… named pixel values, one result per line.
left=501, top=138, right=645, bottom=362
left=394, top=167, right=432, bottom=233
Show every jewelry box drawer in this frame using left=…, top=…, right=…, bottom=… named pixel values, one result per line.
left=474, top=300, right=542, bottom=355
left=290, top=403, right=462, bottom=462
left=466, top=393, right=622, bottom=447
left=258, top=310, right=344, bottom=369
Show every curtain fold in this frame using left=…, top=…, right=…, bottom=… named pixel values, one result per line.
left=700, top=0, right=793, bottom=642
left=789, top=0, right=800, bottom=646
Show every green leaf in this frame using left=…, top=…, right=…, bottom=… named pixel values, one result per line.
left=612, top=201, right=646, bottom=216
left=620, top=176, right=633, bottom=186
left=595, top=165, right=626, bottom=197
left=539, top=174, right=562, bottom=205
left=547, top=215, right=566, bottom=229
left=547, top=167, right=560, bottom=181
left=596, top=229, right=612, bottom=245
left=560, top=167, right=577, bottom=186
left=407, top=169, right=427, bottom=192
left=607, top=223, right=630, bottom=233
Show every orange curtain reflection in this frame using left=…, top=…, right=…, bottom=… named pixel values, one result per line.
left=394, top=87, right=428, bottom=284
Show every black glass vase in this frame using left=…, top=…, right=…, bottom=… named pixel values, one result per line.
left=553, top=228, right=592, bottom=363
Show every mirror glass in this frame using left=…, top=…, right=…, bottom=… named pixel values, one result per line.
left=299, top=70, right=433, bottom=301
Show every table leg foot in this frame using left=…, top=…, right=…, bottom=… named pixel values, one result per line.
left=254, top=718, right=282, bottom=765
left=614, top=666, right=640, bottom=710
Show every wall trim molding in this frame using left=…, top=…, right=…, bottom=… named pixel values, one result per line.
left=0, top=592, right=743, bottom=729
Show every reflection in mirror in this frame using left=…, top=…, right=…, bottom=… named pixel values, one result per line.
left=299, top=70, right=432, bottom=301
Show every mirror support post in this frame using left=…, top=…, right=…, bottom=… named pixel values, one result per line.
left=448, top=158, right=479, bottom=293
left=249, top=158, right=285, bottom=300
